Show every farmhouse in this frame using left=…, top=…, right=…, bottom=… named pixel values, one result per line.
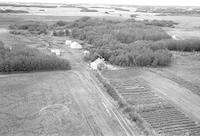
left=90, top=58, right=106, bottom=70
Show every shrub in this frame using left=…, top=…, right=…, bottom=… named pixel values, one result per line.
left=0, top=44, right=71, bottom=72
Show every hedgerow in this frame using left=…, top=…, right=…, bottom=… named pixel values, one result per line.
left=150, top=39, right=200, bottom=52
left=0, top=42, right=71, bottom=72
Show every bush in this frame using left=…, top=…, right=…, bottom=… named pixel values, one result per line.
left=0, top=43, right=71, bottom=72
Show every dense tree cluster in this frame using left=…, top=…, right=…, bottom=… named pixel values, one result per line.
left=68, top=17, right=172, bottom=67
left=142, top=19, right=178, bottom=28
left=0, top=41, right=71, bottom=72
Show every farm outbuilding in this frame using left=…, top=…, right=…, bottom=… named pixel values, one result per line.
left=70, top=42, right=82, bottom=49
left=90, top=58, right=106, bottom=70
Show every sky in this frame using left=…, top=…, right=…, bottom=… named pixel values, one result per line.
left=0, top=0, right=200, bottom=6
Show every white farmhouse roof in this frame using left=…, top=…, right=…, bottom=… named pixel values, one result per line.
left=90, top=58, right=105, bottom=70
left=70, top=42, right=82, bottom=49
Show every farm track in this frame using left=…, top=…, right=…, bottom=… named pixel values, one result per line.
left=60, top=45, right=139, bottom=136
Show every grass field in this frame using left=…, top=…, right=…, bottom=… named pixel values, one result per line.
left=0, top=71, right=92, bottom=136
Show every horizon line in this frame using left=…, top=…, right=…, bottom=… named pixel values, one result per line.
left=0, top=1, right=200, bottom=7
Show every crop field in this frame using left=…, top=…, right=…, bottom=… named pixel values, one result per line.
left=102, top=69, right=200, bottom=136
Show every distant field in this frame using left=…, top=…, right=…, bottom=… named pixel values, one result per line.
left=165, top=28, right=200, bottom=39
left=1, top=4, right=200, bottom=40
